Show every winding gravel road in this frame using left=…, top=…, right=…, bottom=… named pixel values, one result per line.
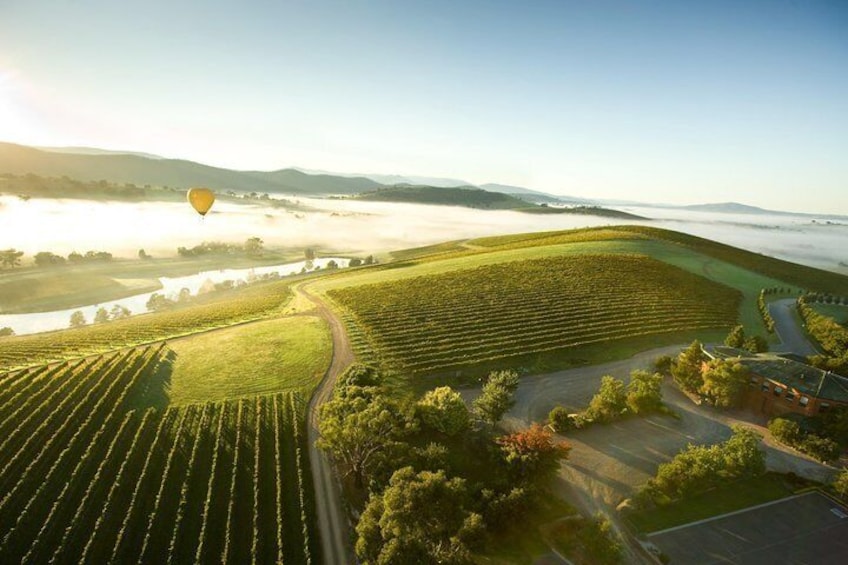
left=301, top=285, right=356, bottom=565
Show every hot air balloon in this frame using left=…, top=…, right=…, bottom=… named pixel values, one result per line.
left=187, top=187, right=215, bottom=217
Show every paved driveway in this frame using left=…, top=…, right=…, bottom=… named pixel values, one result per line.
left=769, top=298, right=820, bottom=356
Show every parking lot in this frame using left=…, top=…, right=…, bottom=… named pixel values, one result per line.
left=648, top=491, right=848, bottom=564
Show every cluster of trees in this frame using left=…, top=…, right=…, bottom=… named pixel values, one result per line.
left=767, top=417, right=841, bottom=463
left=67, top=305, right=132, bottom=328
left=758, top=290, right=776, bottom=332
left=0, top=173, right=167, bottom=201
left=671, top=341, right=751, bottom=408
left=177, top=238, right=264, bottom=258
left=348, top=255, right=375, bottom=267
left=798, top=295, right=848, bottom=374
left=804, top=292, right=848, bottom=306
left=548, top=370, right=665, bottom=432
left=318, top=365, right=571, bottom=564
left=0, top=327, right=14, bottom=337
left=0, top=249, right=116, bottom=269
left=724, top=324, right=768, bottom=354
left=635, top=426, right=765, bottom=506
left=834, top=468, right=848, bottom=500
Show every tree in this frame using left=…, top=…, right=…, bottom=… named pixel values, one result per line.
left=725, top=325, right=746, bottom=348
left=355, top=467, right=482, bottom=565
left=0, top=327, right=14, bottom=337
left=94, top=307, right=110, bottom=324
left=349, top=258, right=363, bottom=267
left=768, top=417, right=801, bottom=445
left=364, top=254, right=375, bottom=265
left=0, top=248, right=24, bottom=268
left=586, top=376, right=627, bottom=422
left=653, top=355, right=673, bottom=375
left=327, top=259, right=339, bottom=269
left=744, top=335, right=768, bottom=354
left=337, top=364, right=381, bottom=388
left=68, top=251, right=84, bottom=263
left=626, top=370, right=664, bottom=415
left=672, top=340, right=706, bottom=393
left=548, top=406, right=573, bottom=432
left=799, top=435, right=841, bottom=463
left=33, top=251, right=66, bottom=267
left=304, top=248, right=315, bottom=260
left=318, top=392, right=412, bottom=488
left=417, top=387, right=469, bottom=436
left=579, top=515, right=623, bottom=565
left=833, top=469, right=848, bottom=500
left=473, top=370, right=520, bottom=425
left=700, top=359, right=748, bottom=408
left=138, top=248, right=151, bottom=260
left=69, top=311, right=86, bottom=328
left=497, top=423, right=571, bottom=487
left=722, top=425, right=766, bottom=478
left=146, top=293, right=175, bottom=312
left=244, top=237, right=264, bottom=255
left=110, top=304, right=131, bottom=320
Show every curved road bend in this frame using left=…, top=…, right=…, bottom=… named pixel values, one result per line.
left=300, top=284, right=356, bottom=565
left=768, top=298, right=820, bottom=357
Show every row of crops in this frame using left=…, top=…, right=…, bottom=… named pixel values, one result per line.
left=0, top=279, right=293, bottom=370
left=329, top=254, right=741, bottom=374
left=0, top=345, right=317, bottom=564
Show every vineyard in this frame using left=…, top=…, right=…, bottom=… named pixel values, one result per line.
left=0, top=345, right=318, bottom=564
left=0, top=278, right=293, bottom=370
left=329, top=254, right=740, bottom=374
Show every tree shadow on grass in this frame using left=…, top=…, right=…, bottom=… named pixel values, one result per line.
left=127, top=346, right=174, bottom=411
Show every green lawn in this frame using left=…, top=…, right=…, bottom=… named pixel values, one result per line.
left=627, top=473, right=793, bottom=533
left=165, top=315, right=332, bottom=404
left=811, top=303, right=848, bottom=326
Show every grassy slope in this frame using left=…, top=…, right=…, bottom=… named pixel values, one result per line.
left=166, top=316, right=331, bottom=404
left=811, top=303, right=848, bottom=326
left=626, top=474, right=793, bottom=533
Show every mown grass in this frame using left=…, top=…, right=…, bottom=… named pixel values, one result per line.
left=626, top=473, right=793, bottom=533
left=811, top=303, right=848, bottom=326
left=166, top=316, right=331, bottom=404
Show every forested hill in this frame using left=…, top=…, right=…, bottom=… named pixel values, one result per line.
left=354, top=185, right=532, bottom=209
left=0, top=142, right=382, bottom=196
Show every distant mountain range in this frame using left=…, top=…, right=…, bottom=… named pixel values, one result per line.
left=2, top=142, right=844, bottom=220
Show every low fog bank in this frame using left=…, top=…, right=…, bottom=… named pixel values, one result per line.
left=3, top=196, right=846, bottom=274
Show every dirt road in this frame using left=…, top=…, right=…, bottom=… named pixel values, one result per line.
left=768, top=298, right=820, bottom=356
left=301, top=284, right=356, bottom=565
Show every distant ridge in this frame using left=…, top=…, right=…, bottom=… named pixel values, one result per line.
left=683, top=201, right=848, bottom=221
left=36, top=146, right=166, bottom=160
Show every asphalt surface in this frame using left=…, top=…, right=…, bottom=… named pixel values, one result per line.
left=769, top=298, right=820, bottom=357
left=648, top=491, right=848, bottom=564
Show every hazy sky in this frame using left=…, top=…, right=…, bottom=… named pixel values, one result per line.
left=1, top=1, right=846, bottom=212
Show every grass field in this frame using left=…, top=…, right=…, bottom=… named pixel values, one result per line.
left=329, top=253, right=740, bottom=376
left=0, top=278, right=294, bottom=370
left=0, top=344, right=320, bottom=564
left=811, top=303, right=848, bottom=326
left=0, top=250, right=304, bottom=313
left=626, top=474, right=793, bottom=533
left=167, top=316, right=331, bottom=404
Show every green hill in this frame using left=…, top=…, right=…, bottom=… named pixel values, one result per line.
left=354, top=185, right=531, bottom=209
left=0, top=142, right=382, bottom=195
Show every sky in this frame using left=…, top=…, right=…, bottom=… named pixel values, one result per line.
left=0, top=0, right=846, bottom=213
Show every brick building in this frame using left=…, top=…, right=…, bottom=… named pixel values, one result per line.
left=702, top=345, right=848, bottom=418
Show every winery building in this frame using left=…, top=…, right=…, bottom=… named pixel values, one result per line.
left=702, top=345, right=848, bottom=418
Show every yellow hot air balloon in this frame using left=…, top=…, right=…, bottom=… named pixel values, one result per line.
left=187, top=187, right=215, bottom=217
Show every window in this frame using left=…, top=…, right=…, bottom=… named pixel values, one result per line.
left=749, top=376, right=759, bottom=387
left=785, top=390, right=796, bottom=402
left=773, top=386, right=784, bottom=397
left=761, top=382, right=770, bottom=393
left=799, top=396, right=809, bottom=407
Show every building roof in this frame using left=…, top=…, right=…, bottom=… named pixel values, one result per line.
left=741, top=356, right=848, bottom=403
left=701, top=343, right=848, bottom=403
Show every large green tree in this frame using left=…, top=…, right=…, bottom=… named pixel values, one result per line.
left=672, top=340, right=706, bottom=392
left=418, top=387, right=469, bottom=436
left=355, top=467, right=483, bottom=565
left=626, top=370, right=664, bottom=415
left=472, top=370, right=519, bottom=425
left=724, top=325, right=746, bottom=348
left=700, top=359, right=748, bottom=408
left=318, top=390, right=411, bottom=488
left=586, top=376, right=627, bottom=422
